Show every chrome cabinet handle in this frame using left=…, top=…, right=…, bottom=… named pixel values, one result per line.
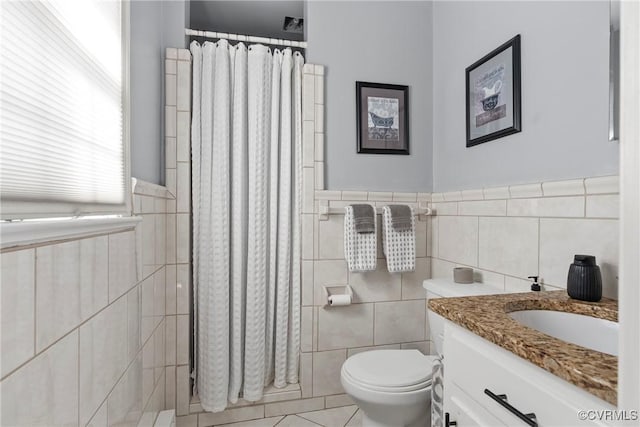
left=484, top=389, right=538, bottom=426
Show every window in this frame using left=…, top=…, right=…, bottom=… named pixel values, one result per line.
left=0, top=0, right=129, bottom=220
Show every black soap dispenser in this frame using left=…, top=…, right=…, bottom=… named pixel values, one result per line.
left=528, top=276, right=541, bottom=292
left=567, top=255, right=602, bottom=302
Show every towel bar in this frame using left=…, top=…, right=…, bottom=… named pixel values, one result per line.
left=318, top=201, right=432, bottom=221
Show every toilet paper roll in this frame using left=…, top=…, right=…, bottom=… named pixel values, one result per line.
left=453, top=267, right=474, bottom=284
left=328, top=294, right=352, bottom=306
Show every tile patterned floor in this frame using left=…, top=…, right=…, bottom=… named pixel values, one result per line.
left=215, top=406, right=362, bottom=427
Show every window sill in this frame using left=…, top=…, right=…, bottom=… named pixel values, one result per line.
left=1, top=216, right=142, bottom=250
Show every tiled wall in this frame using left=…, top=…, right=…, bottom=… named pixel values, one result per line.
left=429, top=176, right=619, bottom=298
left=170, top=59, right=434, bottom=427
left=0, top=180, right=174, bottom=426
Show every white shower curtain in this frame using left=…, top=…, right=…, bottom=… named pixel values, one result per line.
left=190, top=40, right=304, bottom=413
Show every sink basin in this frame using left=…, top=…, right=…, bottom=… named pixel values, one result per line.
left=508, top=310, right=618, bottom=356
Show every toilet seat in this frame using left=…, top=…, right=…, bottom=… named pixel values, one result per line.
left=341, top=350, right=436, bottom=393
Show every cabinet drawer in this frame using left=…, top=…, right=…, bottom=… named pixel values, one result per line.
left=445, top=323, right=614, bottom=427
left=445, top=383, right=507, bottom=427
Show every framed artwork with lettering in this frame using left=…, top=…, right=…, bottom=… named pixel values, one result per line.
left=466, top=35, right=522, bottom=147
left=356, top=81, right=409, bottom=155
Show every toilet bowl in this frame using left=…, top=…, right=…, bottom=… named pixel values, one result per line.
left=340, top=349, right=437, bottom=427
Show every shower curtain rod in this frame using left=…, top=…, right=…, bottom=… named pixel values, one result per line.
left=185, top=28, right=308, bottom=48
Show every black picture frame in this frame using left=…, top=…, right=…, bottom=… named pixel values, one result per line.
left=466, top=35, right=521, bottom=147
left=356, top=81, right=409, bottom=155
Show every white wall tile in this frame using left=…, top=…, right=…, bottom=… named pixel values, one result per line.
left=458, top=200, right=507, bottom=216
left=348, top=259, right=401, bottom=302
left=509, top=183, right=543, bottom=198
left=166, top=106, right=177, bottom=137
left=312, top=350, right=346, bottom=396
left=302, top=167, right=315, bottom=214
left=586, top=194, right=619, bottom=218
left=165, top=365, right=176, bottom=410
left=313, top=260, right=348, bottom=305
left=165, top=264, right=177, bottom=315
left=374, top=300, right=426, bottom=345
left=470, top=268, right=505, bottom=289
left=315, top=75, right=324, bottom=104
left=177, top=314, right=190, bottom=365
left=315, top=133, right=325, bottom=162
left=507, top=196, right=585, bottom=218
left=478, top=217, right=539, bottom=278
left=416, top=219, right=428, bottom=258
left=0, top=331, right=78, bottom=426
left=539, top=218, right=618, bottom=297
left=88, top=401, right=108, bottom=427
left=107, top=354, right=142, bottom=426
left=177, top=162, right=191, bottom=213
left=325, top=394, right=355, bottom=409
left=199, top=405, right=265, bottom=426
left=177, top=60, right=191, bottom=112
left=442, top=191, right=462, bottom=202
left=314, top=105, right=324, bottom=133
left=584, top=175, right=619, bottom=194
left=303, top=121, right=315, bottom=167
left=176, top=214, right=190, bottom=264
left=303, top=77, right=315, bottom=121
left=108, top=231, right=137, bottom=303
left=542, top=179, right=585, bottom=196
left=401, top=341, right=430, bottom=355
left=482, top=186, right=510, bottom=200
left=165, top=315, right=177, bottom=366
left=431, top=193, right=445, bottom=202
left=301, top=307, right=313, bottom=352
left=127, top=286, right=141, bottom=361
left=430, top=257, right=455, bottom=279
left=1, top=249, right=35, bottom=376
left=265, top=398, right=324, bottom=418
left=461, top=189, right=484, bottom=201
left=302, top=260, right=314, bottom=306
left=347, top=344, right=399, bottom=357
left=166, top=48, right=178, bottom=59
left=431, top=202, right=457, bottom=216
left=166, top=213, right=177, bottom=264
left=166, top=137, right=177, bottom=170
left=165, top=73, right=177, bottom=107
left=155, top=214, right=167, bottom=265
left=438, top=216, right=478, bottom=266
left=79, top=297, right=129, bottom=424
left=300, top=353, right=313, bottom=398
left=177, top=112, right=191, bottom=163
left=504, top=276, right=534, bottom=293
left=315, top=162, right=324, bottom=190
left=165, top=59, right=177, bottom=74
left=176, top=264, right=190, bottom=314
left=317, top=304, right=373, bottom=350
left=402, top=258, right=430, bottom=299
left=302, top=214, right=315, bottom=260
left=36, top=236, right=108, bottom=351
left=342, top=191, right=368, bottom=201
left=367, top=192, right=393, bottom=201
left=141, top=214, right=156, bottom=268
left=318, top=215, right=344, bottom=260
left=393, top=192, right=417, bottom=202
left=176, top=365, right=190, bottom=416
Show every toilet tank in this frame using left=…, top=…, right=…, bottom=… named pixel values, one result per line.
left=423, top=278, right=505, bottom=355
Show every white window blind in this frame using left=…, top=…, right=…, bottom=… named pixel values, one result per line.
left=0, top=0, right=128, bottom=219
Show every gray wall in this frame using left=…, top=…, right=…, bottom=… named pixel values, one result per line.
left=432, top=0, right=618, bottom=192
left=130, top=0, right=188, bottom=185
left=306, top=1, right=433, bottom=192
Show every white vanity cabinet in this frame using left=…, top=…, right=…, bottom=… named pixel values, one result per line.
left=443, top=322, right=616, bottom=427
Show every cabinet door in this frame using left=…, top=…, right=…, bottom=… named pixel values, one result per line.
left=445, top=383, right=507, bottom=427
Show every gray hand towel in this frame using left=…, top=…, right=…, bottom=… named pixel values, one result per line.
left=350, top=204, right=375, bottom=234
left=388, top=204, right=413, bottom=231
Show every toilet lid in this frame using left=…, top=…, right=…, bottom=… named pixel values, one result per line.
left=342, top=350, right=435, bottom=389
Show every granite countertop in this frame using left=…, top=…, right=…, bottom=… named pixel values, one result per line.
left=428, top=290, right=618, bottom=405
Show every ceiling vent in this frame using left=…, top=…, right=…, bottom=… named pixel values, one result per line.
left=283, top=16, right=303, bottom=33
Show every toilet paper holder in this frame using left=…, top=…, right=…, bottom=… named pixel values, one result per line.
left=322, top=285, right=353, bottom=307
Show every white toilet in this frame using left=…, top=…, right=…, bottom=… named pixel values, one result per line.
left=340, top=278, right=505, bottom=427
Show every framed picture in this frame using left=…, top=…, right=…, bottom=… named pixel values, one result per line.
left=466, top=35, right=521, bottom=147
left=356, top=81, right=409, bottom=155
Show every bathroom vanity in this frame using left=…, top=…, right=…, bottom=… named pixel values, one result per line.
left=429, top=291, right=619, bottom=427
